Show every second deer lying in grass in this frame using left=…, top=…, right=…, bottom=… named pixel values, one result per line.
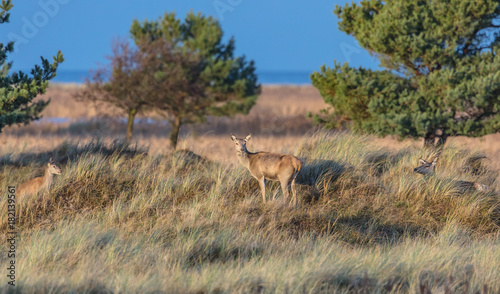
left=414, top=155, right=488, bottom=192
left=231, top=134, right=303, bottom=205
left=18, top=158, right=62, bottom=201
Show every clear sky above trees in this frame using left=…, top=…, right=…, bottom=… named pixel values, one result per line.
left=0, top=0, right=379, bottom=73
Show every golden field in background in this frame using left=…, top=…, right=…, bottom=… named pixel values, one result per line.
left=2, top=84, right=500, bottom=167
left=1, top=84, right=500, bottom=292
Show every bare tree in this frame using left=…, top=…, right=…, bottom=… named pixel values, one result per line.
left=75, top=39, right=148, bottom=142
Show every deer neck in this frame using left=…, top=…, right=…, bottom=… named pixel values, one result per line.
left=43, top=167, right=54, bottom=189
left=236, top=149, right=254, bottom=169
left=425, top=169, right=435, bottom=179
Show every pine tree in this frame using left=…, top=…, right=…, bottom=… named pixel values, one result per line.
left=311, top=0, right=500, bottom=147
left=0, top=0, right=64, bottom=133
left=130, top=11, right=260, bottom=149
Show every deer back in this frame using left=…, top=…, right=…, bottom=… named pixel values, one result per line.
left=18, top=176, right=44, bottom=197
left=248, top=152, right=301, bottom=180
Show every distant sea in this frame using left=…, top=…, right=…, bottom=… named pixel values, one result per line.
left=51, top=70, right=313, bottom=85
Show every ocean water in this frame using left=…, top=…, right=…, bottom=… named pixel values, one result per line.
left=51, top=70, right=313, bottom=85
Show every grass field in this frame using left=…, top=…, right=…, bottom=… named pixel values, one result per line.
left=1, top=85, right=499, bottom=293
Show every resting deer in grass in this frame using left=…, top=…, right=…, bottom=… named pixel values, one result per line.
left=18, top=158, right=62, bottom=200
left=414, top=154, right=488, bottom=192
left=231, top=134, right=303, bottom=205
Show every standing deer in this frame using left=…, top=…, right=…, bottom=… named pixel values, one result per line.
left=414, top=154, right=488, bottom=192
left=18, top=158, right=62, bottom=201
left=231, top=134, right=303, bottom=205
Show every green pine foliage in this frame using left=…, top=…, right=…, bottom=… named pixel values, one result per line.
left=0, top=0, right=64, bottom=133
left=311, top=0, right=500, bottom=146
left=130, top=11, right=261, bottom=149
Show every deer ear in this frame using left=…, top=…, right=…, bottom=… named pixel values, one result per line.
left=419, top=158, right=427, bottom=165
left=230, top=134, right=237, bottom=142
left=49, top=157, right=53, bottom=164
left=245, top=134, right=252, bottom=142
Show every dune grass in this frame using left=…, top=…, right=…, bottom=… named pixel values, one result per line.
left=1, top=131, right=499, bottom=293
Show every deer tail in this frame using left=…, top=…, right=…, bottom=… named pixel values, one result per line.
left=292, top=157, right=303, bottom=173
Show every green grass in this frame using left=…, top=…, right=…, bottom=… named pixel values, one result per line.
left=1, top=132, right=499, bottom=293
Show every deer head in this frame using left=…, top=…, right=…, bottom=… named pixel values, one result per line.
left=47, top=157, right=62, bottom=175
left=231, top=134, right=251, bottom=153
left=414, top=155, right=439, bottom=175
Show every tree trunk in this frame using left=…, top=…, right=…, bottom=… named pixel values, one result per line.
left=170, top=116, right=182, bottom=149
left=126, top=108, right=137, bottom=143
left=423, top=131, right=435, bottom=148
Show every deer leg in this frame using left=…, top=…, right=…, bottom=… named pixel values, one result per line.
left=258, top=177, right=266, bottom=203
left=280, top=177, right=290, bottom=203
left=291, top=176, right=297, bottom=206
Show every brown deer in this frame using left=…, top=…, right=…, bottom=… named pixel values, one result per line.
left=18, top=158, right=62, bottom=201
left=231, top=134, right=303, bottom=205
left=414, top=154, right=488, bottom=192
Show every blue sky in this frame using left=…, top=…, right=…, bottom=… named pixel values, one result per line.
left=2, top=0, right=379, bottom=73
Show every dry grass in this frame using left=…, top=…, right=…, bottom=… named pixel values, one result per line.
left=6, top=83, right=499, bottom=168
left=0, top=131, right=499, bottom=293
left=1, top=85, right=499, bottom=293
left=2, top=132, right=500, bottom=170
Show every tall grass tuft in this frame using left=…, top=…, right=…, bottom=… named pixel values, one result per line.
left=1, top=131, right=499, bottom=293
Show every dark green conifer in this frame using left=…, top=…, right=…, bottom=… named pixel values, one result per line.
left=131, top=11, right=260, bottom=149
left=0, top=0, right=64, bottom=133
left=311, top=0, right=500, bottom=146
